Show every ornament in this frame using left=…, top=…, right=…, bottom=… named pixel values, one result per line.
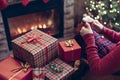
left=49, top=64, right=63, bottom=73
left=0, top=0, right=8, bottom=10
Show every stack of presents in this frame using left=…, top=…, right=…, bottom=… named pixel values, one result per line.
left=0, top=29, right=82, bottom=80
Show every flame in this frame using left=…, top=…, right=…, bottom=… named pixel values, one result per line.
left=23, top=28, right=27, bottom=33
left=38, top=24, right=42, bottom=28
left=43, top=24, right=47, bottom=29
left=34, top=25, right=38, bottom=29
left=31, top=25, right=38, bottom=30
left=17, top=28, right=22, bottom=34
left=31, top=26, right=35, bottom=30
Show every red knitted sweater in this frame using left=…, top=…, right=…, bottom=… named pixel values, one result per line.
left=83, top=27, right=120, bottom=76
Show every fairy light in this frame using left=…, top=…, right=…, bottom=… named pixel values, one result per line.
left=117, top=11, right=120, bottom=13
left=98, top=10, right=101, bottom=13
left=115, top=23, right=120, bottom=26
left=110, top=4, right=113, bottom=8
left=86, top=7, right=89, bottom=10
left=104, top=22, right=107, bottom=25
left=87, top=0, right=120, bottom=27
left=96, top=5, right=98, bottom=8
left=90, top=9, right=92, bottom=11
left=102, top=7, right=105, bottom=10
left=103, top=11, right=107, bottom=14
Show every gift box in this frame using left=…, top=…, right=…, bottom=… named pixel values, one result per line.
left=44, top=58, right=74, bottom=80
left=59, top=39, right=81, bottom=62
left=0, top=56, right=32, bottom=80
left=32, top=68, right=45, bottom=80
left=12, top=29, right=58, bottom=67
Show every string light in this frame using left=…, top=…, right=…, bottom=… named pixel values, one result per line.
left=104, top=22, right=107, bottom=25
left=110, top=4, right=113, bottom=8
left=86, top=0, right=120, bottom=27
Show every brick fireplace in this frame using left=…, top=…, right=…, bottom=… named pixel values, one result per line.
left=0, top=0, right=75, bottom=50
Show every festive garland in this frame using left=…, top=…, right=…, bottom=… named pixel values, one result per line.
left=0, top=0, right=50, bottom=10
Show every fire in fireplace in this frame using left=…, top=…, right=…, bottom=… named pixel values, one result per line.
left=1, top=0, right=63, bottom=50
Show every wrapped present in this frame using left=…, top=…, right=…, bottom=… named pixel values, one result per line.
left=32, top=68, right=45, bottom=80
left=44, top=58, right=74, bottom=80
left=59, top=39, right=81, bottom=62
left=12, top=29, right=58, bottom=67
left=0, top=56, right=32, bottom=80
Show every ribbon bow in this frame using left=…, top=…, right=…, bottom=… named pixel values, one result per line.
left=25, top=34, right=41, bottom=43
left=64, top=40, right=74, bottom=47
left=11, top=62, right=30, bottom=73
left=9, top=62, right=30, bottom=80
left=21, top=33, right=44, bottom=46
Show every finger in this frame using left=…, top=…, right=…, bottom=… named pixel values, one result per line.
left=85, top=22, right=91, bottom=29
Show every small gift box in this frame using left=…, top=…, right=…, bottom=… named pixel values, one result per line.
left=0, top=56, right=32, bottom=80
left=44, top=58, right=74, bottom=80
left=59, top=39, right=81, bottom=62
left=32, top=68, right=45, bottom=80
left=12, top=29, right=58, bottom=67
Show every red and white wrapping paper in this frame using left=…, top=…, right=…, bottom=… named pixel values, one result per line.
left=32, top=68, right=45, bottom=80
left=44, top=58, right=74, bottom=80
left=12, top=29, right=58, bottom=68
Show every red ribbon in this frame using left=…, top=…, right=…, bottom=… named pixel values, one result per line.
left=21, top=33, right=45, bottom=46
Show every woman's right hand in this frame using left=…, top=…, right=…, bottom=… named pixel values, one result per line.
left=93, top=20, right=104, bottom=33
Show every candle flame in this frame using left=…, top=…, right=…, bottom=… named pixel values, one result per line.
left=38, top=24, right=42, bottom=28
left=31, top=26, right=34, bottom=30
left=43, top=24, right=47, bottom=29
left=17, top=28, right=22, bottom=34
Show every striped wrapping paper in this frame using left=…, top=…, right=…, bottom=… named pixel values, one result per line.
left=12, top=29, right=58, bottom=68
left=44, top=58, right=75, bottom=80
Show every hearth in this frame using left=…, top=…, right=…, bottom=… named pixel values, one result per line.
left=1, top=0, right=63, bottom=50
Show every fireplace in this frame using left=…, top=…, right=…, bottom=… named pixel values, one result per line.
left=1, top=0, right=63, bottom=50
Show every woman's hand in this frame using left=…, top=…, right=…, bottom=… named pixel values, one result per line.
left=93, top=20, right=104, bottom=33
left=80, top=22, right=93, bottom=36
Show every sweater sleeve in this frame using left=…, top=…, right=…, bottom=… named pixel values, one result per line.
left=102, top=27, right=120, bottom=43
left=83, top=34, right=120, bottom=76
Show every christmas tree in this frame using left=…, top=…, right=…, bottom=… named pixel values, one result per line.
left=85, top=0, right=120, bottom=29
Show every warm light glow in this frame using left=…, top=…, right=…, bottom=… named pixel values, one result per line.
left=43, top=24, right=47, bottom=29
left=47, top=20, right=53, bottom=26
left=31, top=26, right=35, bottom=30
left=23, top=28, right=27, bottom=33
left=38, top=24, right=42, bottom=28
left=34, top=25, right=38, bottom=29
left=17, top=28, right=22, bottom=34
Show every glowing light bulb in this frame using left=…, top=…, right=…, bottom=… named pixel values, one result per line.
left=115, top=23, right=119, bottom=26
left=110, top=4, right=113, bottom=8
left=117, top=11, right=120, bottom=13
left=104, top=22, right=107, bottom=25
left=103, top=11, right=107, bottom=14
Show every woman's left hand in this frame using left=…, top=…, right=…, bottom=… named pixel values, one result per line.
left=80, top=22, right=93, bottom=36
